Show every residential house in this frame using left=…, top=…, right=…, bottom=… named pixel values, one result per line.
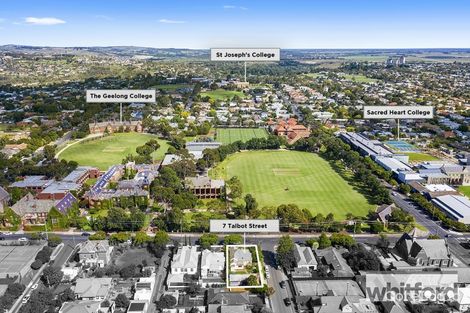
left=394, top=229, right=453, bottom=267
left=74, top=278, right=113, bottom=300
left=315, top=247, right=355, bottom=278
left=59, top=300, right=115, bottom=313
left=200, top=249, right=225, bottom=287
left=171, top=246, right=200, bottom=275
left=134, top=275, right=155, bottom=302
left=127, top=301, right=148, bottom=313
left=78, top=240, right=114, bottom=268
left=207, top=290, right=251, bottom=313
left=312, top=296, right=378, bottom=313
left=294, top=244, right=318, bottom=270
left=376, top=204, right=396, bottom=225
left=230, top=248, right=252, bottom=271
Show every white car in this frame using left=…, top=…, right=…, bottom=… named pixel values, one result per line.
left=3, top=231, right=12, bottom=236
left=31, top=283, right=38, bottom=290
left=17, top=237, right=28, bottom=242
left=21, top=295, right=30, bottom=304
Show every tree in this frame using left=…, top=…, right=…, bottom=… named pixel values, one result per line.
left=185, top=284, right=201, bottom=296
left=376, top=234, right=390, bottom=250
left=119, top=264, right=136, bottom=279
left=330, top=233, right=356, bottom=248
left=244, top=194, right=258, bottom=215
left=31, top=260, right=43, bottom=270
left=43, top=145, right=56, bottom=161
left=343, top=245, right=381, bottom=272
left=115, top=293, right=130, bottom=308
left=243, top=275, right=259, bottom=286
left=198, top=233, right=218, bottom=249
left=35, top=246, right=52, bottom=263
left=399, top=184, right=411, bottom=195
left=226, top=176, right=243, bottom=200
left=277, top=204, right=307, bottom=225
left=5, top=283, right=25, bottom=298
left=318, top=233, right=331, bottom=249
left=155, top=295, right=177, bottom=309
left=133, top=231, right=151, bottom=246
left=41, top=266, right=63, bottom=287
left=60, top=288, right=75, bottom=302
left=154, top=230, right=170, bottom=248
left=276, top=235, right=295, bottom=270
left=224, top=234, right=243, bottom=245
left=89, top=231, right=107, bottom=240
left=47, top=234, right=62, bottom=247
left=370, top=221, right=385, bottom=234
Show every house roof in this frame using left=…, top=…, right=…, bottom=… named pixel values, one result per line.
left=207, top=290, right=250, bottom=305
left=11, top=193, right=55, bottom=216
left=172, top=246, right=199, bottom=269
left=315, top=247, right=354, bottom=277
left=294, top=244, right=317, bottom=267
left=74, top=278, right=112, bottom=299
left=59, top=301, right=101, bottom=313
left=10, top=175, right=53, bottom=188
left=201, top=249, right=225, bottom=269
left=0, top=186, right=10, bottom=201
left=313, top=296, right=378, bottom=313
left=79, top=240, right=110, bottom=254
left=232, top=248, right=252, bottom=263
left=411, top=239, right=450, bottom=260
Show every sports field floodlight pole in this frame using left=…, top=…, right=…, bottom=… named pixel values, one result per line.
left=244, top=61, right=247, bottom=83
left=397, top=118, right=400, bottom=140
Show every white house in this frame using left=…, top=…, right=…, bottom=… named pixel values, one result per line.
left=201, top=249, right=225, bottom=278
left=294, top=244, right=318, bottom=270
left=134, top=275, right=156, bottom=302
left=230, top=248, right=252, bottom=270
left=170, top=246, right=200, bottom=275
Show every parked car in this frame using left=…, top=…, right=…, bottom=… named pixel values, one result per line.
left=3, top=231, right=12, bottom=236
left=280, top=281, right=287, bottom=289
left=18, top=237, right=28, bottom=242
left=81, top=232, right=91, bottom=236
left=31, top=283, right=38, bottom=290
left=22, top=295, right=30, bottom=304
left=284, top=298, right=292, bottom=306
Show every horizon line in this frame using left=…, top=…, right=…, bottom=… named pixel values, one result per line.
left=1, top=44, right=470, bottom=50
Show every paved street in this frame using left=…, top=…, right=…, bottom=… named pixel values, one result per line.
left=264, top=250, right=294, bottom=313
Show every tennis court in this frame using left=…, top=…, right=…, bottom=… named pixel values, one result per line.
left=385, top=140, right=420, bottom=152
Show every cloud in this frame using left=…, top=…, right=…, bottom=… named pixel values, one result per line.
left=0, top=18, right=5, bottom=23
left=159, top=19, right=186, bottom=24
left=24, top=17, right=66, bottom=25
left=223, top=5, right=248, bottom=10
left=94, top=15, right=113, bottom=21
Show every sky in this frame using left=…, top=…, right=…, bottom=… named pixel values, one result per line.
left=0, top=0, right=469, bottom=49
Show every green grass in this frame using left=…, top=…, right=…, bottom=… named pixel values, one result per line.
left=210, top=150, right=373, bottom=219
left=200, top=89, right=245, bottom=101
left=340, top=74, right=378, bottom=83
left=216, top=128, right=268, bottom=145
left=405, top=152, right=439, bottom=162
left=58, top=133, right=169, bottom=170
left=459, top=186, right=470, bottom=198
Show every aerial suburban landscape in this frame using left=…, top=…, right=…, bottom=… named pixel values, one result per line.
left=0, top=1, right=470, bottom=313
